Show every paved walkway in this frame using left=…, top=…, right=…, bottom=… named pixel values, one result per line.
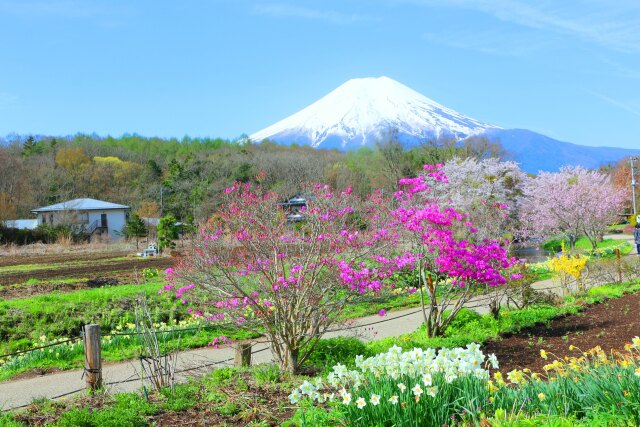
left=2, top=233, right=634, bottom=410
left=0, top=279, right=560, bottom=410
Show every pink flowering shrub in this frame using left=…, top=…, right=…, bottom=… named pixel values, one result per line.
left=170, top=182, right=396, bottom=373
left=388, top=164, right=518, bottom=336
left=171, top=167, right=518, bottom=371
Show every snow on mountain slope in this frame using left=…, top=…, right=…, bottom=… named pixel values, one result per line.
left=250, top=76, right=500, bottom=148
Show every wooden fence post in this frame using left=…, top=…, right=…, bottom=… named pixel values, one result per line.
left=616, top=248, right=622, bottom=283
left=83, top=324, right=102, bottom=392
left=234, top=342, right=252, bottom=368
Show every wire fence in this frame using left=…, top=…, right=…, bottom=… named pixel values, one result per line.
left=1, top=343, right=270, bottom=412
left=0, top=280, right=580, bottom=361
left=1, top=273, right=635, bottom=412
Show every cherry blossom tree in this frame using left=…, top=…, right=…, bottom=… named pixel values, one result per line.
left=520, top=166, right=627, bottom=249
left=430, top=157, right=526, bottom=241
left=169, top=183, right=397, bottom=373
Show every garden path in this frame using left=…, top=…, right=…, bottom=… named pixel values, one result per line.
left=0, top=279, right=557, bottom=410
left=1, top=233, right=634, bottom=410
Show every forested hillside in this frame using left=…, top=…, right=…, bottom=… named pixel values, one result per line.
left=0, top=132, right=552, bottom=222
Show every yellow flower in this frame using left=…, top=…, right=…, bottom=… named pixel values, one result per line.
left=634, top=367, right=640, bottom=377
left=569, top=345, right=576, bottom=351
left=538, top=393, right=546, bottom=401
left=632, top=337, right=640, bottom=348
left=540, top=350, right=548, bottom=360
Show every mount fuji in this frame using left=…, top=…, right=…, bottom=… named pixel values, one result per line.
left=250, top=77, right=640, bottom=172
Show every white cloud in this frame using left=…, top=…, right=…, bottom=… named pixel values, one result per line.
left=588, top=91, right=640, bottom=118
left=422, top=29, right=549, bottom=56
left=253, top=3, right=378, bottom=25
left=398, top=0, right=640, bottom=52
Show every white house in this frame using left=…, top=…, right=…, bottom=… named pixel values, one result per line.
left=31, top=198, right=130, bottom=241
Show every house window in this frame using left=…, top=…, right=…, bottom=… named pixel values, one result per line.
left=42, top=216, right=46, bottom=224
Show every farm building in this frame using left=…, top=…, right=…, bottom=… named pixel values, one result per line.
left=31, top=198, right=130, bottom=241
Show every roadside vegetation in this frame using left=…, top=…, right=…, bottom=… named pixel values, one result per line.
left=1, top=280, right=639, bottom=426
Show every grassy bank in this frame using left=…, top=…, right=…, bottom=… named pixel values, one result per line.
left=2, top=279, right=639, bottom=426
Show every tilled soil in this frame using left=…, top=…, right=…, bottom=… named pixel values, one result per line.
left=0, top=251, right=130, bottom=268
left=483, top=291, right=640, bottom=374
left=0, top=257, right=174, bottom=298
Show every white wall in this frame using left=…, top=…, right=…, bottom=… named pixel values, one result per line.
left=36, top=209, right=129, bottom=241
left=87, top=209, right=128, bottom=241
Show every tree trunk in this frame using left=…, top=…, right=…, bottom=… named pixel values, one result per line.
left=284, top=347, right=299, bottom=374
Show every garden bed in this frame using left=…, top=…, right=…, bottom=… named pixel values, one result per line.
left=0, top=256, right=174, bottom=293
left=484, top=289, right=640, bottom=374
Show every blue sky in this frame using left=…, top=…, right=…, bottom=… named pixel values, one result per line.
left=1, top=0, right=639, bottom=148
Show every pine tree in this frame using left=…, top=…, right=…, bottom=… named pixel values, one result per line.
left=22, top=136, right=36, bottom=157
left=123, top=214, right=147, bottom=250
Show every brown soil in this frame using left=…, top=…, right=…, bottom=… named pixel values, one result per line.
left=483, top=291, right=640, bottom=374
left=0, top=251, right=130, bottom=268
left=0, top=257, right=174, bottom=298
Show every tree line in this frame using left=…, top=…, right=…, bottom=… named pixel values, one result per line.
left=0, top=132, right=510, bottom=223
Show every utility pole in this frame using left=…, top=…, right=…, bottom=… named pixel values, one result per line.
left=160, top=186, right=164, bottom=217
left=631, top=157, right=638, bottom=216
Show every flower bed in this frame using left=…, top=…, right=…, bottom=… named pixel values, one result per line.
left=290, top=339, right=640, bottom=426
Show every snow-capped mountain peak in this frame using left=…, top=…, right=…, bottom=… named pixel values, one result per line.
left=250, top=76, right=500, bottom=148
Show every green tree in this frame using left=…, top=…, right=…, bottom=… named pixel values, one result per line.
left=22, top=136, right=37, bottom=157
left=122, top=214, right=147, bottom=250
left=157, top=215, right=178, bottom=253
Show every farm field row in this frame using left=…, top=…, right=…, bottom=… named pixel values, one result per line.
left=2, top=280, right=639, bottom=426
left=0, top=255, right=174, bottom=294
left=2, top=240, right=638, bottom=383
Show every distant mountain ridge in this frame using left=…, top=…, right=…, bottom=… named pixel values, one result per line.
left=250, top=76, right=640, bottom=172
left=480, top=129, right=640, bottom=172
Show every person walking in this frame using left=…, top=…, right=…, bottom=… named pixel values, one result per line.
left=635, top=223, right=640, bottom=255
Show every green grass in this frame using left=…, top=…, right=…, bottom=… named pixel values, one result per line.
left=543, top=236, right=630, bottom=252
left=1, top=367, right=301, bottom=426
left=5, top=279, right=640, bottom=426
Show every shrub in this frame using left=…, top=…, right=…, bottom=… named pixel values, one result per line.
left=303, top=337, right=372, bottom=373
left=253, top=363, right=281, bottom=386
